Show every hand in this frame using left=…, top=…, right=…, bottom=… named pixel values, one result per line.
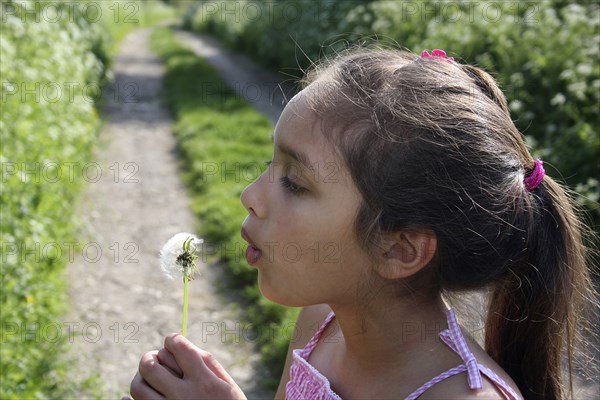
left=128, top=333, right=247, bottom=399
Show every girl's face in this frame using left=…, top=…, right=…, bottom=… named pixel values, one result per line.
left=240, top=89, right=373, bottom=307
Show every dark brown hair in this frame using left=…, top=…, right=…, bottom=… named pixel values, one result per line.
left=301, top=49, right=598, bottom=399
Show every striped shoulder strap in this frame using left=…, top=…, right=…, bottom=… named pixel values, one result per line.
left=404, top=309, right=520, bottom=400
left=300, top=311, right=336, bottom=356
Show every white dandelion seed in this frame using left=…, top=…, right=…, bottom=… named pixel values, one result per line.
left=159, top=232, right=203, bottom=280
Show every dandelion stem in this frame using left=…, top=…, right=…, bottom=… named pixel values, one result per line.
left=182, top=276, right=189, bottom=336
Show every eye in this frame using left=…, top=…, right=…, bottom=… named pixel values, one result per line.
left=264, top=160, right=272, bottom=167
left=280, top=176, right=306, bottom=195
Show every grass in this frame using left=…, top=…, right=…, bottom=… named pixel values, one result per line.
left=150, top=26, right=300, bottom=389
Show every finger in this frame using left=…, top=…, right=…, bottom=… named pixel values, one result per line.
left=164, top=333, right=210, bottom=376
left=197, top=348, right=239, bottom=386
left=129, top=372, right=165, bottom=400
left=157, top=347, right=183, bottom=378
left=164, top=333, right=238, bottom=387
left=138, top=351, right=181, bottom=397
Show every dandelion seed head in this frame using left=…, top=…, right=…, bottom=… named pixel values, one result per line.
left=159, top=232, right=203, bottom=280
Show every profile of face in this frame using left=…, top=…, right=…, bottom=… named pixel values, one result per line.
left=240, top=87, right=373, bottom=307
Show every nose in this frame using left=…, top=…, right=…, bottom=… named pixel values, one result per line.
left=241, top=172, right=267, bottom=219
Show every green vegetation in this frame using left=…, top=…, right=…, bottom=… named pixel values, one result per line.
left=100, top=0, right=179, bottom=57
left=186, top=0, right=599, bottom=226
left=1, top=2, right=105, bottom=397
left=150, top=27, right=298, bottom=388
left=0, top=1, right=177, bottom=398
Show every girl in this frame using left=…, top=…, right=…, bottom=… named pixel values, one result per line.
left=128, top=49, right=597, bottom=399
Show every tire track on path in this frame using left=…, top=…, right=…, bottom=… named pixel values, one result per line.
left=66, top=28, right=271, bottom=399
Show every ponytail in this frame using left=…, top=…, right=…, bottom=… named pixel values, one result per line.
left=485, top=176, right=597, bottom=399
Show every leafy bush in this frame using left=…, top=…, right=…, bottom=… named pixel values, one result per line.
left=0, top=1, right=106, bottom=397
left=188, top=0, right=599, bottom=227
left=0, top=1, right=177, bottom=398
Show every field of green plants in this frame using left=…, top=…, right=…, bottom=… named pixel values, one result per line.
left=0, top=1, right=177, bottom=398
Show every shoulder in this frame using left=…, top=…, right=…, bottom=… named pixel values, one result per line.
left=274, top=304, right=332, bottom=399
left=293, top=303, right=333, bottom=345
left=418, top=373, right=511, bottom=399
left=419, top=326, right=522, bottom=400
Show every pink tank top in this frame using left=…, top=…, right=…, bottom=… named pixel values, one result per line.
left=285, top=308, right=521, bottom=399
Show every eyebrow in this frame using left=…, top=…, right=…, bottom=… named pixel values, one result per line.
left=279, top=143, right=314, bottom=171
left=271, top=133, right=314, bottom=172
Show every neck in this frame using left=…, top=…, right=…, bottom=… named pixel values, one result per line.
left=328, top=287, right=448, bottom=373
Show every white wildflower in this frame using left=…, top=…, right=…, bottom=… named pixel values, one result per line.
left=159, top=232, right=203, bottom=280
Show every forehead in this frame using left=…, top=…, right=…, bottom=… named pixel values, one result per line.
left=273, top=89, right=327, bottom=154
left=275, top=89, right=318, bottom=136
left=273, top=88, right=351, bottom=183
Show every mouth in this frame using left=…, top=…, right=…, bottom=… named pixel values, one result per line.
left=241, top=227, right=262, bottom=265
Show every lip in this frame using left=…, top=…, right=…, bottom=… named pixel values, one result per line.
left=241, top=227, right=258, bottom=248
left=241, top=226, right=263, bottom=265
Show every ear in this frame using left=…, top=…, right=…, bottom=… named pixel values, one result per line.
left=375, top=230, right=437, bottom=280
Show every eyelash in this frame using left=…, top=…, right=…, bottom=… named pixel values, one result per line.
left=264, top=160, right=307, bottom=195
left=280, top=176, right=306, bottom=195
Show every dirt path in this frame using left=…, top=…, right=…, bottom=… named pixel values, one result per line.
left=174, top=30, right=296, bottom=125
left=65, top=28, right=271, bottom=399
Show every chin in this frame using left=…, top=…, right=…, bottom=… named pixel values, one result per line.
left=257, top=273, right=306, bottom=307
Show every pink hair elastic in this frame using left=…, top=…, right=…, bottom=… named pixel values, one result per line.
left=421, top=49, right=455, bottom=63
left=524, top=159, right=545, bottom=191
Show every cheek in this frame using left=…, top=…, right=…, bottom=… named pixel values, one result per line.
left=271, top=198, right=317, bottom=236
